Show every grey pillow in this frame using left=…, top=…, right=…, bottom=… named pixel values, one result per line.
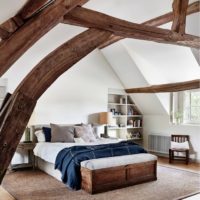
left=50, top=123, right=75, bottom=143
left=75, top=124, right=97, bottom=143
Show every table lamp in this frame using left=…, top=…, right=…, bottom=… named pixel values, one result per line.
left=99, top=112, right=113, bottom=138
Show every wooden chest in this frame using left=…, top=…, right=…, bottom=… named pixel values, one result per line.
left=81, top=160, right=157, bottom=194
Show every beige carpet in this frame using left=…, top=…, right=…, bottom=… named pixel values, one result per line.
left=2, top=166, right=200, bottom=200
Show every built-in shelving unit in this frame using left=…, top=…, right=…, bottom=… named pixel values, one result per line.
left=107, top=89, right=143, bottom=143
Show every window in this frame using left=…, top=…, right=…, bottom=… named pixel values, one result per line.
left=183, top=90, right=200, bottom=124
left=170, top=89, right=200, bottom=124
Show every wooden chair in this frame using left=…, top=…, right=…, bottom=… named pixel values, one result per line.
left=169, top=135, right=189, bottom=164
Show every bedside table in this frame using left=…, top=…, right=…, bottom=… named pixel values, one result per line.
left=11, top=142, right=36, bottom=170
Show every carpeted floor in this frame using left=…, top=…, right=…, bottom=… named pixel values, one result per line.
left=2, top=166, right=200, bottom=200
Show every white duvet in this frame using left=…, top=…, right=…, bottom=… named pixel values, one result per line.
left=34, top=138, right=122, bottom=164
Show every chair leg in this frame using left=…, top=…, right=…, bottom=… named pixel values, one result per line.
left=169, top=149, right=172, bottom=163
left=172, top=150, right=174, bottom=163
left=186, top=150, right=189, bottom=165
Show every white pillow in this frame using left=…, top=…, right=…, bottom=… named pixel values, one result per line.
left=171, top=141, right=189, bottom=149
left=74, top=137, right=85, bottom=144
left=35, top=130, right=45, bottom=142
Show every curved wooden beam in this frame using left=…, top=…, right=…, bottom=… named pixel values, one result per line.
left=64, top=7, right=200, bottom=49
left=0, top=0, right=52, bottom=40
left=0, top=0, right=89, bottom=77
left=0, top=28, right=111, bottom=183
left=17, top=0, right=53, bottom=20
left=97, top=1, right=200, bottom=49
left=125, top=79, right=200, bottom=93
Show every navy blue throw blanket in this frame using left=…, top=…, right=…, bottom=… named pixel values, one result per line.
left=55, top=141, right=147, bottom=190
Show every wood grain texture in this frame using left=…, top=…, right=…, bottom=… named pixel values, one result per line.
left=0, top=28, right=9, bottom=40
left=0, top=0, right=52, bottom=40
left=0, top=0, right=89, bottom=77
left=0, top=28, right=111, bottom=184
left=18, top=0, right=52, bottom=20
left=0, top=92, right=36, bottom=184
left=98, top=1, right=200, bottom=48
left=81, top=160, right=157, bottom=194
left=125, top=79, right=200, bottom=93
left=172, top=0, right=189, bottom=33
left=64, top=7, right=200, bottom=49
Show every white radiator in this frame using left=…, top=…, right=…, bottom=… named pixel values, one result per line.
left=148, top=134, right=170, bottom=154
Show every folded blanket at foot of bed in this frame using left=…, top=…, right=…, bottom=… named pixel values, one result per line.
left=55, top=141, right=147, bottom=190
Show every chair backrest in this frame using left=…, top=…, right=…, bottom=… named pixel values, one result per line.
left=171, top=135, right=189, bottom=143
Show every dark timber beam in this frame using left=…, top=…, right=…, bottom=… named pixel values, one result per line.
left=0, top=0, right=52, bottom=40
left=171, top=0, right=189, bottom=33
left=0, top=0, right=89, bottom=77
left=64, top=7, right=200, bottom=49
left=125, top=79, right=200, bottom=93
left=0, top=28, right=112, bottom=183
left=97, top=1, right=200, bottom=48
left=17, top=0, right=53, bottom=20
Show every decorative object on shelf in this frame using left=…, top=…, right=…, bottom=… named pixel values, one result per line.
left=99, top=112, right=113, bottom=137
left=110, top=108, right=115, bottom=115
left=120, top=97, right=126, bottom=104
left=128, top=131, right=142, bottom=139
left=127, top=119, right=134, bottom=126
left=128, top=107, right=134, bottom=115
left=126, top=132, right=132, bottom=139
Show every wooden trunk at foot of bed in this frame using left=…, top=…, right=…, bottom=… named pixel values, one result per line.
left=81, top=160, right=157, bottom=194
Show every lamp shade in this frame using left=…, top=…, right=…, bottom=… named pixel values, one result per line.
left=99, top=112, right=113, bottom=125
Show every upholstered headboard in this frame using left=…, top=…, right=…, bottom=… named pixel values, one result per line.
left=30, top=123, right=103, bottom=143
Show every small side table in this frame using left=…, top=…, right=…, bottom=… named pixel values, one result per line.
left=11, top=142, right=36, bottom=170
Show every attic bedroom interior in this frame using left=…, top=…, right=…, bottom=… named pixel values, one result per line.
left=0, top=0, right=200, bottom=199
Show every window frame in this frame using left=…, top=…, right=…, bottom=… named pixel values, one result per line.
left=183, top=89, right=200, bottom=124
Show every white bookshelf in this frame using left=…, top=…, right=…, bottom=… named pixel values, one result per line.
left=107, top=89, right=143, bottom=142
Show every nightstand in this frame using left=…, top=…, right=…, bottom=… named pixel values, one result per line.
left=11, top=142, right=36, bottom=170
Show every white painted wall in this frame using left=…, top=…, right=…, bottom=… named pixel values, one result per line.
left=143, top=115, right=200, bottom=161
left=34, top=49, right=123, bottom=124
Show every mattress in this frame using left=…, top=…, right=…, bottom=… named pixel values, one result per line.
left=33, top=138, right=122, bottom=164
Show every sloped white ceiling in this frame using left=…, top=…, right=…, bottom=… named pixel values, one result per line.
left=123, top=39, right=200, bottom=84
left=85, top=0, right=172, bottom=23
left=101, top=43, right=167, bottom=115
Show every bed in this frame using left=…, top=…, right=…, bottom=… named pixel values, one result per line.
left=31, top=124, right=157, bottom=194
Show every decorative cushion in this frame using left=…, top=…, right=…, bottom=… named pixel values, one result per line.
left=171, top=141, right=189, bottom=150
left=74, top=137, right=85, bottom=143
left=35, top=130, right=45, bottom=142
left=50, top=123, right=75, bottom=143
left=75, top=124, right=97, bottom=143
left=42, top=127, right=51, bottom=142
